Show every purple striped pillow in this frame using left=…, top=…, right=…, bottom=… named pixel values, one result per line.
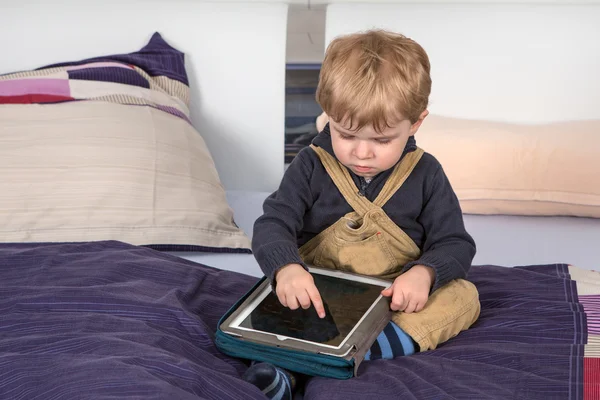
left=41, top=32, right=188, bottom=86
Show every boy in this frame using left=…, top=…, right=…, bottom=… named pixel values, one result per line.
left=243, top=29, right=480, bottom=399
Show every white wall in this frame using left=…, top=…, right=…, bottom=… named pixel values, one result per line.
left=325, top=3, right=600, bottom=124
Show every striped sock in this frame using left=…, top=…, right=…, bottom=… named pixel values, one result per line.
left=242, top=362, right=296, bottom=400
left=364, top=321, right=416, bottom=360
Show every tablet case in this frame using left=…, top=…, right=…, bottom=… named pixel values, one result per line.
left=215, top=276, right=391, bottom=380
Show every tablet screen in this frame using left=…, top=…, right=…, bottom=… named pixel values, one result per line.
left=237, top=273, right=384, bottom=347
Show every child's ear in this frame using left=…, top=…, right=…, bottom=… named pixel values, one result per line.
left=409, top=110, right=429, bottom=135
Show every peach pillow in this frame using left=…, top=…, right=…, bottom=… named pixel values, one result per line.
left=316, top=111, right=329, bottom=132
left=418, top=115, right=600, bottom=218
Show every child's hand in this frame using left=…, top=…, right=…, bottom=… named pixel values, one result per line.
left=381, top=265, right=435, bottom=314
left=274, top=264, right=326, bottom=318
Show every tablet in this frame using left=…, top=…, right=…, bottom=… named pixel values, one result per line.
left=219, top=267, right=392, bottom=358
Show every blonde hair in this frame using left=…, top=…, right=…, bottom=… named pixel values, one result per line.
left=316, top=29, right=431, bottom=132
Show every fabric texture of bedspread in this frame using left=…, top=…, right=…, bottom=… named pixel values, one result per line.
left=0, top=241, right=263, bottom=400
left=1, top=240, right=598, bottom=399
left=305, top=264, right=600, bottom=400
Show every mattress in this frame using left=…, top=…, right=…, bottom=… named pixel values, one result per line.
left=171, top=190, right=600, bottom=274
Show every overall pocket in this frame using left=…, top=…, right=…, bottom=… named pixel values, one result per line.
left=314, top=214, right=398, bottom=276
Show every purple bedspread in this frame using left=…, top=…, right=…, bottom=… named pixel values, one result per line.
left=0, top=241, right=261, bottom=400
left=305, top=264, right=586, bottom=400
left=0, top=241, right=593, bottom=399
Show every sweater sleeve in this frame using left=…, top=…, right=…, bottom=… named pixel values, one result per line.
left=252, top=150, right=314, bottom=283
left=402, top=164, right=476, bottom=292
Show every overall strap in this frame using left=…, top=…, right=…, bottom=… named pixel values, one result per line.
left=309, top=145, right=374, bottom=216
left=373, top=148, right=424, bottom=207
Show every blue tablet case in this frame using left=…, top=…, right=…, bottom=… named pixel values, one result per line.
left=215, top=276, right=390, bottom=380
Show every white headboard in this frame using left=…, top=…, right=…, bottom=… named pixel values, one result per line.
left=325, top=2, right=600, bottom=124
left=0, top=0, right=289, bottom=192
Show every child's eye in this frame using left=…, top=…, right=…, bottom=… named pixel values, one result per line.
left=375, top=139, right=391, bottom=145
left=339, top=133, right=353, bottom=140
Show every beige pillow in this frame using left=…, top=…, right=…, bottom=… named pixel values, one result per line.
left=0, top=102, right=251, bottom=251
left=418, top=115, right=600, bottom=218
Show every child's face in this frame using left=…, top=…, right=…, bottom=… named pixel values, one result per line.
left=329, top=111, right=427, bottom=178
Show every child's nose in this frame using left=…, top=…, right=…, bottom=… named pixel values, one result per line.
left=353, top=141, right=373, bottom=159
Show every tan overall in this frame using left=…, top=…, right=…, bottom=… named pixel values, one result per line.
left=299, top=145, right=481, bottom=351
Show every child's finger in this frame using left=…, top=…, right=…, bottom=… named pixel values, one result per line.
left=297, top=291, right=312, bottom=309
left=381, top=286, right=393, bottom=297
left=276, top=288, right=288, bottom=308
left=414, top=301, right=424, bottom=313
left=286, top=294, right=300, bottom=310
left=307, top=285, right=326, bottom=318
left=404, top=299, right=417, bottom=314
left=391, top=289, right=406, bottom=311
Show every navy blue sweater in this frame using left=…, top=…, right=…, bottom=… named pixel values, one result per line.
left=252, top=124, right=476, bottom=292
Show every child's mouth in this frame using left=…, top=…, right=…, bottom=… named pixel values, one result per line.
left=354, top=165, right=373, bottom=173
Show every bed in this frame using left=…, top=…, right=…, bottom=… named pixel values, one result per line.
left=1, top=1, right=599, bottom=399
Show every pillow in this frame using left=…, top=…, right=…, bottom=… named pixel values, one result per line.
left=0, top=33, right=251, bottom=252
left=316, top=111, right=329, bottom=132
left=417, top=115, right=600, bottom=218
left=0, top=32, right=190, bottom=122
